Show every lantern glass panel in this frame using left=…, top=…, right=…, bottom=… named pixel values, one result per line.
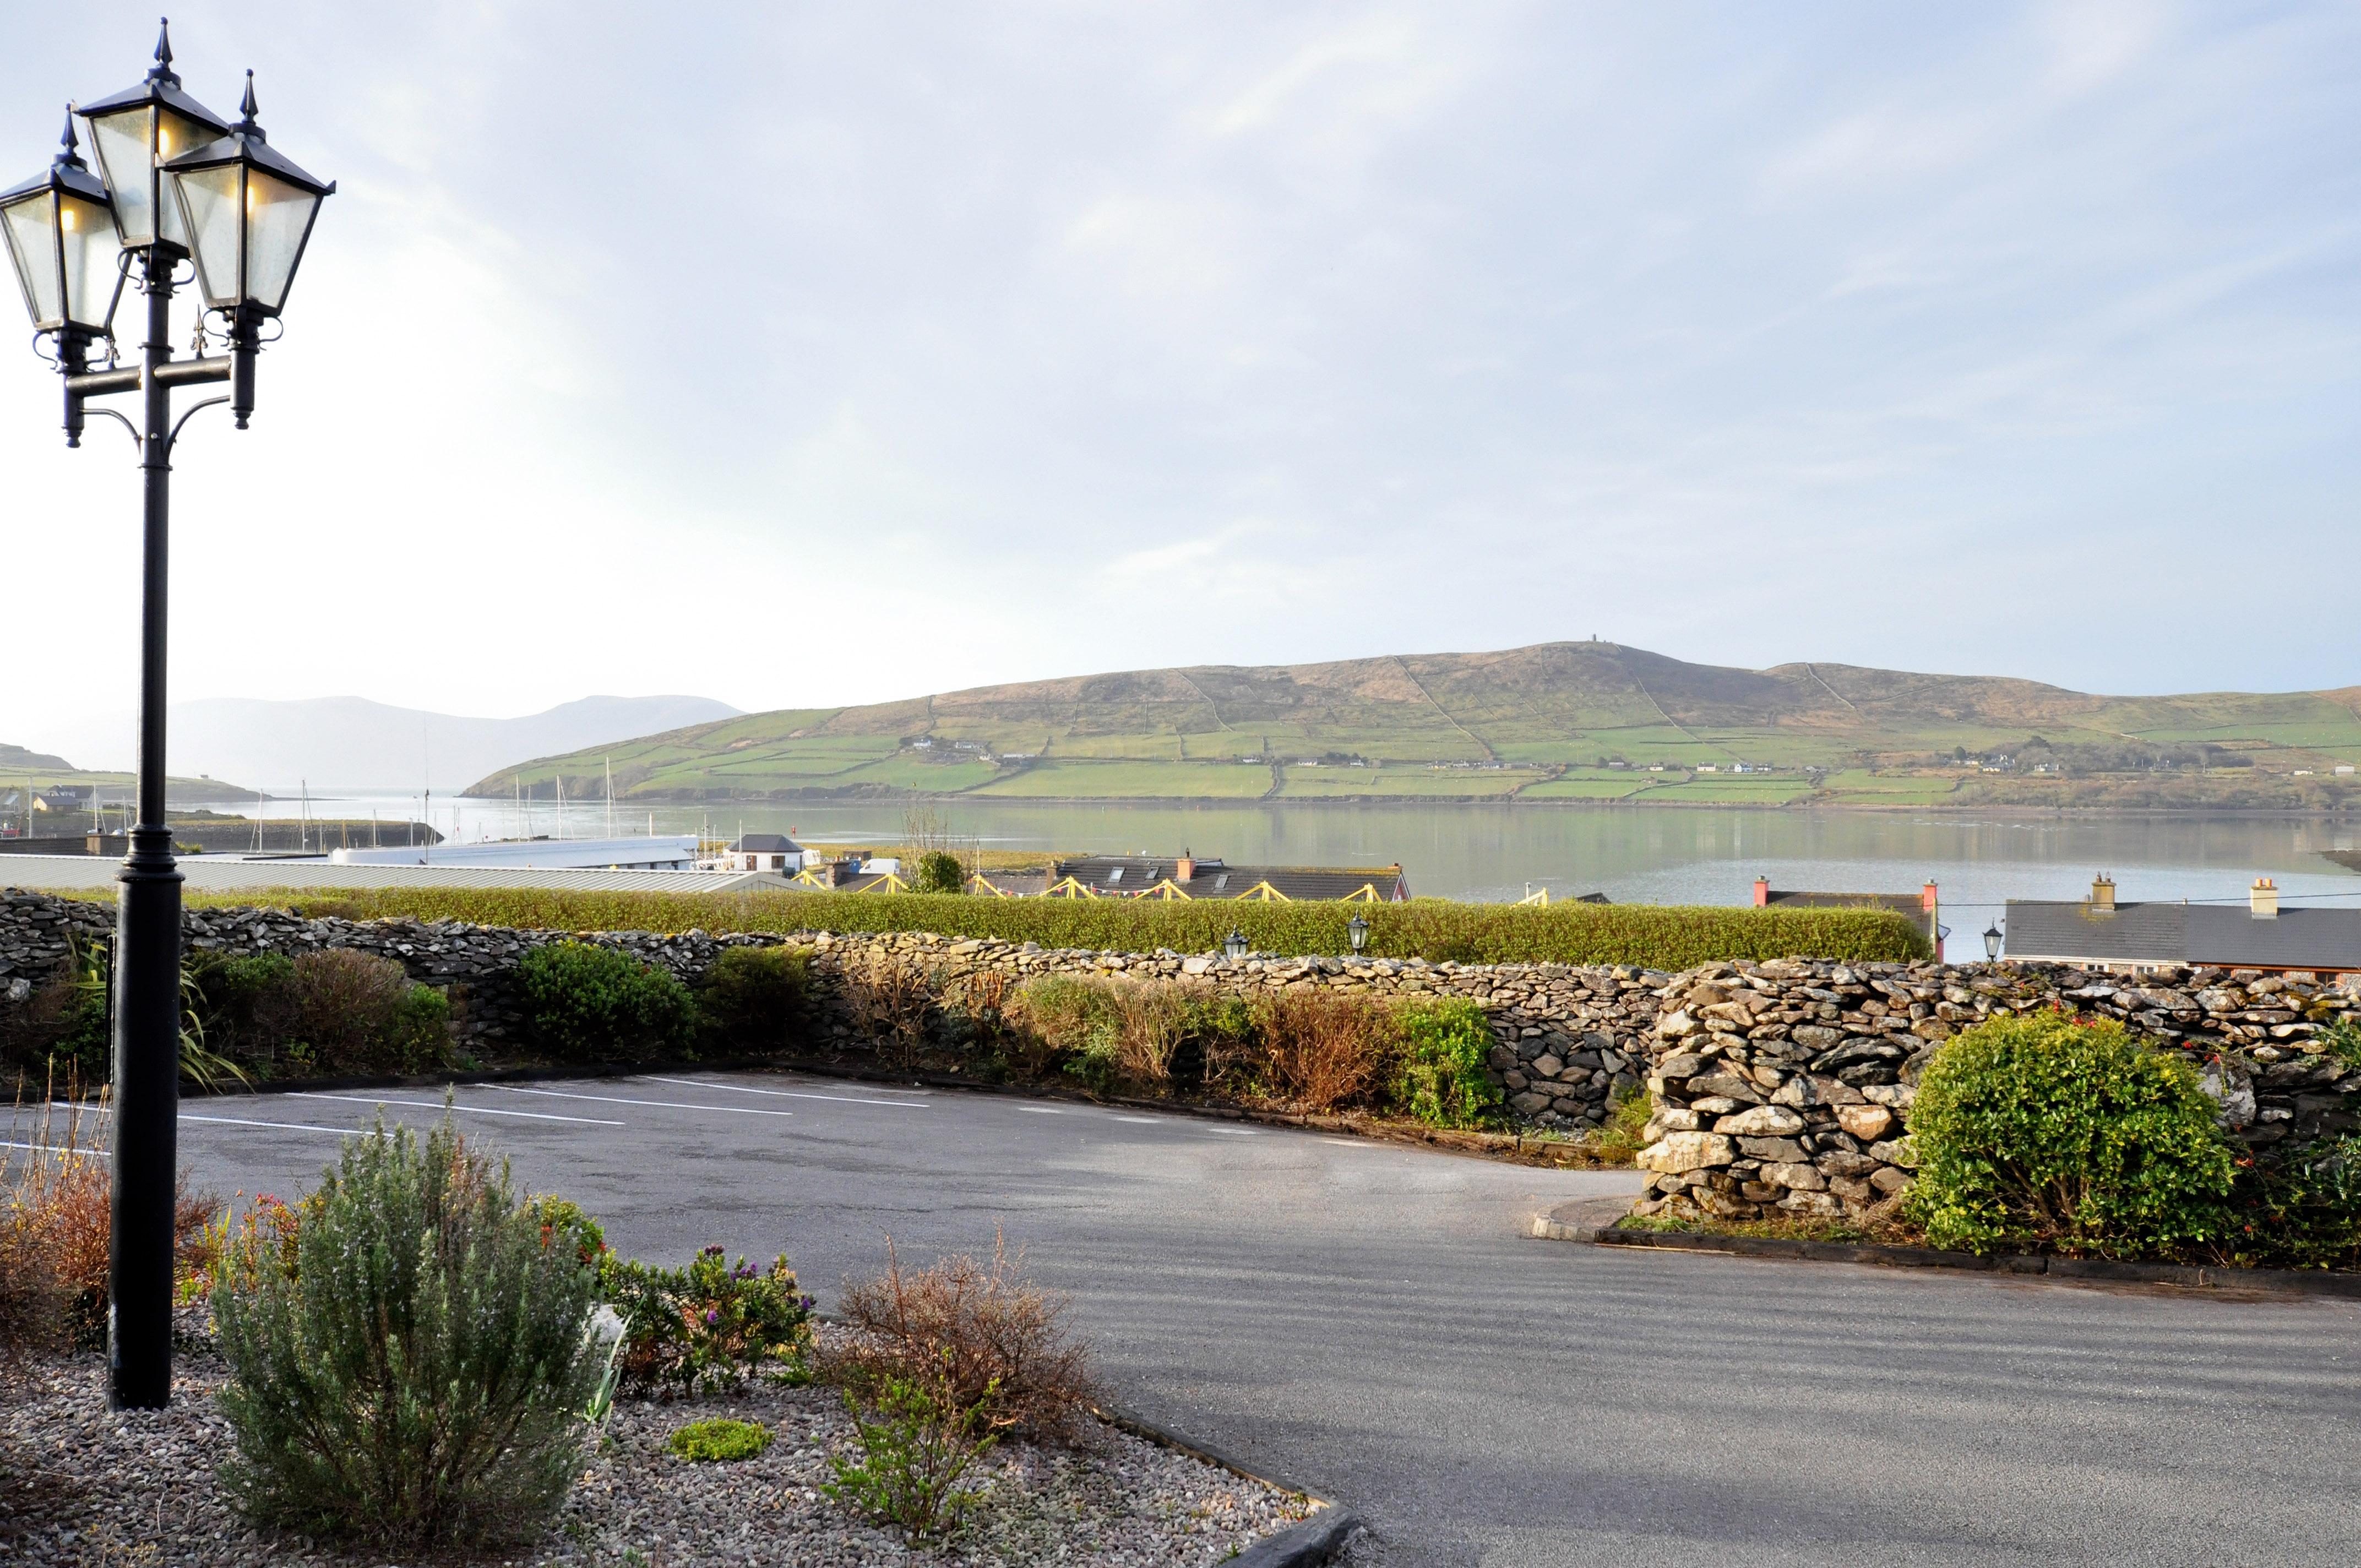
left=243, top=168, right=319, bottom=311
left=151, top=110, right=208, bottom=249
left=174, top=162, right=243, bottom=309
left=58, top=194, right=117, bottom=328
left=86, top=106, right=155, bottom=244
left=2, top=194, right=63, bottom=325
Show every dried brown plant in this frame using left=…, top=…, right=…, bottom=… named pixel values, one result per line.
left=2, top=1085, right=221, bottom=1353
left=1251, top=988, right=1397, bottom=1112
left=820, top=1233, right=1097, bottom=1445
left=841, top=955, right=937, bottom=1063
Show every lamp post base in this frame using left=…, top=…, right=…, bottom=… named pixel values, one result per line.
left=106, top=825, right=182, bottom=1410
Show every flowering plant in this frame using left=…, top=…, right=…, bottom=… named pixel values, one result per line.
left=600, top=1244, right=813, bottom=1395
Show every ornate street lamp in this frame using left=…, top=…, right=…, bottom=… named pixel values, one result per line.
left=1983, top=922, right=2004, bottom=963
left=1347, top=913, right=1369, bottom=955
left=6, top=20, right=331, bottom=1412
left=162, top=72, right=333, bottom=424
left=0, top=111, right=125, bottom=429
left=74, top=20, right=229, bottom=254
left=1223, top=929, right=1249, bottom=962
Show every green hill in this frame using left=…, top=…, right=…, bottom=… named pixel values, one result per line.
left=463, top=642, right=2361, bottom=810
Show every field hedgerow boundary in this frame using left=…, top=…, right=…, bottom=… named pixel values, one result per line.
left=144, top=887, right=1932, bottom=969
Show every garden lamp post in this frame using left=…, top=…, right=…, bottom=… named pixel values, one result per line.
left=1983, top=922, right=2004, bottom=964
left=1347, top=913, right=1368, bottom=955
left=3, top=21, right=331, bottom=1411
left=1223, top=929, right=1248, bottom=962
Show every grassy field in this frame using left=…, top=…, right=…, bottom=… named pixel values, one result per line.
left=1276, top=766, right=1545, bottom=798
left=971, top=760, right=1276, bottom=798
left=455, top=641, right=2361, bottom=809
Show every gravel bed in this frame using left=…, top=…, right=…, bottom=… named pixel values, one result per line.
left=0, top=1335, right=1314, bottom=1566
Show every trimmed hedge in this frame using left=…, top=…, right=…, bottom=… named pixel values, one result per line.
left=192, top=888, right=1930, bottom=969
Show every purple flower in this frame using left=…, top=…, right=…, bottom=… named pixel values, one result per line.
left=705, top=1309, right=720, bottom=1325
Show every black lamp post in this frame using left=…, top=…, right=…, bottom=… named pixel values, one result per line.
left=1347, top=913, right=1368, bottom=955
left=1223, top=929, right=1248, bottom=962
left=4, top=21, right=331, bottom=1412
left=1983, top=922, right=2004, bottom=964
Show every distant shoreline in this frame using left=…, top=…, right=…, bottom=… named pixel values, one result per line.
left=448, top=789, right=2361, bottom=821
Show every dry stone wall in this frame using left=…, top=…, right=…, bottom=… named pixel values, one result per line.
left=1631, top=957, right=2361, bottom=1224
left=6, top=891, right=2354, bottom=1173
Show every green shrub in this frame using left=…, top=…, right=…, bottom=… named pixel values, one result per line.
left=186, top=951, right=296, bottom=1058
left=823, top=1362, right=1002, bottom=1540
left=515, top=941, right=696, bottom=1063
left=695, top=944, right=814, bottom=1053
left=913, top=851, right=965, bottom=896
left=669, top=1417, right=774, bottom=1463
left=2212, top=1134, right=2361, bottom=1271
left=239, top=887, right=1929, bottom=969
left=184, top=949, right=448, bottom=1078
left=1389, top=999, right=1503, bottom=1128
left=210, top=1117, right=602, bottom=1548
left=599, top=1244, right=813, bottom=1396
left=1903, top=1013, right=2236, bottom=1256
left=523, top=1194, right=610, bottom=1271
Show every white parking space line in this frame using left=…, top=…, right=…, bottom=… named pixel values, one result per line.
left=1320, top=1139, right=1373, bottom=1148
left=496, top=1086, right=796, bottom=1118
left=1206, top=1127, right=1259, bottom=1135
left=182, top=1114, right=357, bottom=1136
left=1112, top=1116, right=1166, bottom=1124
left=1018, top=1107, right=1063, bottom=1114
left=2, top=1139, right=100, bottom=1156
left=643, top=1076, right=928, bottom=1109
left=290, top=1092, right=623, bottom=1128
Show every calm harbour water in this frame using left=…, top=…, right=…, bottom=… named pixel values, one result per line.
left=220, top=793, right=2361, bottom=963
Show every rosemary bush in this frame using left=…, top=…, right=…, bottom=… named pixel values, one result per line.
left=210, top=1117, right=602, bottom=1548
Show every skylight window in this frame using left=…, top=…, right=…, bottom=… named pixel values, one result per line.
left=1107, top=867, right=1124, bottom=883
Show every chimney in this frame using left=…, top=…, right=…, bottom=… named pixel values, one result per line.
left=2090, top=874, right=2116, bottom=913
left=1753, top=876, right=1770, bottom=908
left=1176, top=849, right=1195, bottom=885
left=1921, top=880, right=1938, bottom=912
left=2251, top=878, right=2278, bottom=919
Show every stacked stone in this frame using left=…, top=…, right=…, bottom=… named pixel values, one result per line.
left=1631, top=958, right=2361, bottom=1223
left=0, top=889, right=115, bottom=1003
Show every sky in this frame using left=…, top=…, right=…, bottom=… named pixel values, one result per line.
left=3, top=2, right=2357, bottom=769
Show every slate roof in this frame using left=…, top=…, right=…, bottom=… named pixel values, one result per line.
left=2004, top=899, right=2361, bottom=973
left=2185, top=906, right=2361, bottom=971
left=1762, top=890, right=1936, bottom=938
left=2003, top=900, right=2187, bottom=964
left=731, top=834, right=803, bottom=853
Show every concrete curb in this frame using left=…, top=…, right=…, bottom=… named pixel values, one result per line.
left=1094, top=1401, right=1361, bottom=1564
left=1532, top=1204, right=2361, bottom=1298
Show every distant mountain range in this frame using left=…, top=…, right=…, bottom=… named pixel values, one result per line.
left=464, top=642, right=2361, bottom=810
left=171, top=695, right=741, bottom=793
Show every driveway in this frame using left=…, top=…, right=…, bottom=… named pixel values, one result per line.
left=168, top=1071, right=2361, bottom=1566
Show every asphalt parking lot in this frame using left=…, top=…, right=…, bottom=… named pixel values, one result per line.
left=157, top=1070, right=2361, bottom=1567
